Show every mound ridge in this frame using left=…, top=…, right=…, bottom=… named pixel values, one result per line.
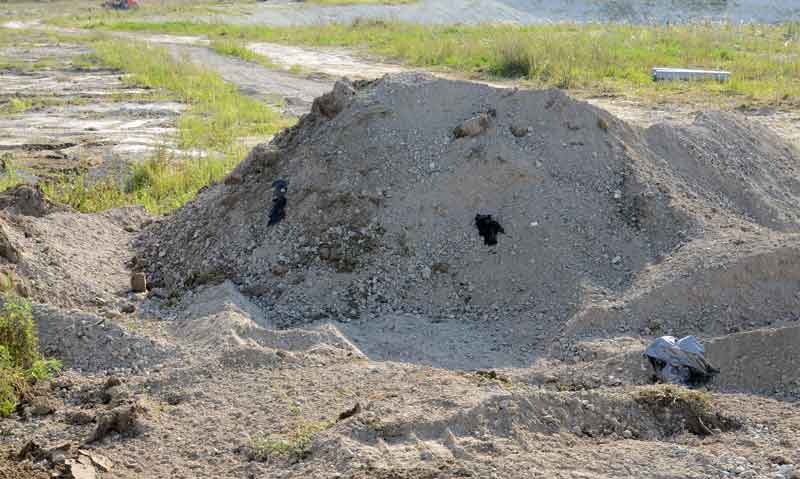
left=137, top=73, right=800, bottom=338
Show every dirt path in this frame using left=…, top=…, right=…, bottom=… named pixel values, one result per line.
left=162, top=43, right=330, bottom=117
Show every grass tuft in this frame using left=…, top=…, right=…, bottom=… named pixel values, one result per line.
left=210, top=37, right=277, bottom=69
left=248, top=419, right=333, bottom=461
left=0, top=295, right=62, bottom=417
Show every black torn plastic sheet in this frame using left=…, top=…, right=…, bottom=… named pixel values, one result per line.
left=475, top=214, right=504, bottom=246
left=268, top=179, right=288, bottom=226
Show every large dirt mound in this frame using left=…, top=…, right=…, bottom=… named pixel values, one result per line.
left=138, top=73, right=800, bottom=340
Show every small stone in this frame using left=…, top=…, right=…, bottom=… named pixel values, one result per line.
left=622, top=429, right=633, bottom=439
left=419, top=450, right=434, bottom=461
left=65, top=410, right=95, bottom=426
left=15, top=280, right=31, bottom=298
left=770, top=455, right=792, bottom=466
left=420, top=266, right=432, bottom=280
left=271, top=264, right=289, bottom=276
left=68, top=461, right=96, bottom=479
left=82, top=451, right=114, bottom=472
left=28, top=397, right=56, bottom=416
left=120, top=303, right=136, bottom=314
left=510, top=125, right=530, bottom=137
left=611, top=255, right=622, bottom=265
left=88, top=403, right=140, bottom=443
left=455, top=113, right=491, bottom=138
left=130, top=273, right=147, bottom=293
left=431, top=262, right=450, bottom=274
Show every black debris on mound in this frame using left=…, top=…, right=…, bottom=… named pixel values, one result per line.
left=475, top=214, right=504, bottom=246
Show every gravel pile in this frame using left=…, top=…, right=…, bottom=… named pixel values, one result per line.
left=137, top=73, right=800, bottom=336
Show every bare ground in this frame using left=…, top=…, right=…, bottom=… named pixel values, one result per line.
left=1, top=17, right=800, bottom=479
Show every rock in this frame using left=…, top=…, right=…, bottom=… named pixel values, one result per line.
left=130, top=272, right=147, bottom=293
left=622, top=429, right=633, bottom=439
left=120, top=303, right=136, bottom=314
left=28, top=396, right=56, bottom=416
left=455, top=113, right=491, bottom=138
left=510, top=125, right=530, bottom=137
left=65, top=410, right=95, bottom=426
left=0, top=223, right=20, bottom=263
left=106, top=385, right=130, bottom=407
left=0, top=184, right=67, bottom=217
left=770, top=455, right=792, bottom=465
left=431, top=262, right=450, bottom=274
left=312, top=78, right=356, bottom=119
left=105, top=376, right=123, bottom=389
left=15, top=278, right=31, bottom=298
left=80, top=450, right=113, bottom=472
left=15, top=440, right=47, bottom=461
left=66, top=460, right=96, bottom=479
left=271, top=264, right=289, bottom=276
left=88, top=404, right=140, bottom=443
left=611, top=255, right=622, bottom=265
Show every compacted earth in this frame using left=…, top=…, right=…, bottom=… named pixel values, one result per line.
left=1, top=72, right=799, bottom=479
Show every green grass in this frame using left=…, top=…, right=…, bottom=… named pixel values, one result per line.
left=209, top=37, right=277, bottom=68
left=0, top=155, right=23, bottom=193
left=41, top=39, right=292, bottom=214
left=249, top=419, right=333, bottom=461
left=0, top=295, right=62, bottom=417
left=62, top=18, right=800, bottom=107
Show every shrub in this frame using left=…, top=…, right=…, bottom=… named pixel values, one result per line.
left=0, top=295, right=61, bottom=417
left=0, top=296, right=39, bottom=369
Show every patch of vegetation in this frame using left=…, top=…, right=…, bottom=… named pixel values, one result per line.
left=4, top=97, right=32, bottom=114
left=42, top=39, right=292, bottom=214
left=0, top=155, right=23, bottom=193
left=465, top=369, right=515, bottom=391
left=0, top=273, right=14, bottom=294
left=0, top=296, right=62, bottom=417
left=635, top=384, right=712, bottom=411
left=634, top=384, right=739, bottom=436
left=248, top=419, right=333, bottom=461
left=209, top=38, right=276, bottom=68
left=67, top=19, right=800, bottom=107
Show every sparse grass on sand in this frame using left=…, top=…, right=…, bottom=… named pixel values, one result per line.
left=209, top=37, right=276, bottom=68
left=61, top=18, right=800, bottom=107
left=41, top=39, right=292, bottom=213
left=0, top=295, right=62, bottom=417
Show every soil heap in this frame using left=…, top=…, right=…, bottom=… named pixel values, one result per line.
left=137, top=73, right=800, bottom=342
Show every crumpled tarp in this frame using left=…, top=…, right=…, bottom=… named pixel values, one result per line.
left=644, top=336, right=719, bottom=386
